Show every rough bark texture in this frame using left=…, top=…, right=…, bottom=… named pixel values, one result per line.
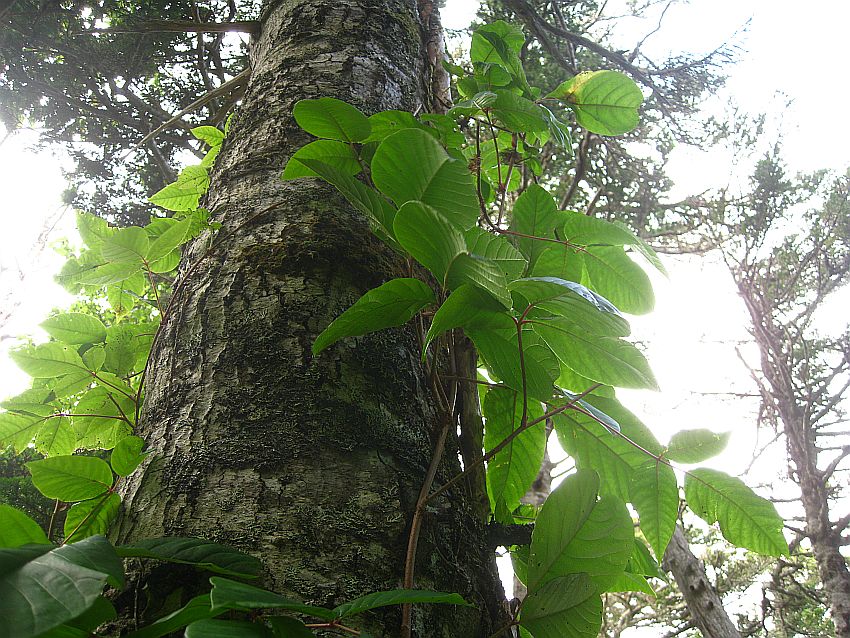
left=740, top=286, right=850, bottom=638
left=662, top=526, right=742, bottom=638
left=114, top=1, right=507, bottom=635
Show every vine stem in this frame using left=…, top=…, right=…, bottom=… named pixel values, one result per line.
left=426, top=383, right=602, bottom=504
left=401, top=333, right=459, bottom=638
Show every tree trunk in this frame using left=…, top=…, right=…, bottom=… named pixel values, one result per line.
left=114, top=1, right=506, bottom=635
left=662, top=526, right=742, bottom=638
left=781, top=403, right=850, bottom=637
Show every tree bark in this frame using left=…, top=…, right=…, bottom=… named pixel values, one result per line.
left=114, top=1, right=507, bottom=635
left=662, top=526, right=742, bottom=638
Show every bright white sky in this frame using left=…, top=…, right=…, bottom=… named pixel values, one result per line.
left=1, top=0, right=849, bottom=631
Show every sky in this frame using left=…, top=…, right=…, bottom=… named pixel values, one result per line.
left=1, top=0, right=849, bottom=631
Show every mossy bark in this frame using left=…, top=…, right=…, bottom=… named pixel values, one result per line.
left=114, top=1, right=507, bottom=635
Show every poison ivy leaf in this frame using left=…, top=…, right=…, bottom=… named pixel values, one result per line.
left=470, top=21, right=529, bottom=91
left=82, top=345, right=106, bottom=371
left=65, top=595, right=117, bottom=632
left=125, top=596, right=223, bottom=638
left=0, top=412, right=44, bottom=453
left=146, top=217, right=193, bottom=264
left=110, top=435, right=147, bottom=476
left=527, top=470, right=599, bottom=590
left=116, top=538, right=262, bottom=578
left=76, top=212, right=113, bottom=249
left=208, top=577, right=335, bottom=619
left=63, top=493, right=121, bottom=542
left=27, top=455, right=113, bottom=502
left=520, top=574, right=601, bottom=638
left=40, top=313, right=107, bottom=345
left=393, top=201, right=466, bottom=281
left=312, top=278, right=435, bottom=355
left=547, top=70, right=643, bottom=136
left=491, top=90, right=548, bottom=132
left=72, top=387, right=135, bottom=450
left=294, top=158, right=397, bottom=241
left=445, top=252, right=512, bottom=308
left=372, top=129, right=479, bottom=230
left=561, top=211, right=640, bottom=247
left=468, top=327, right=555, bottom=402
left=423, top=284, right=511, bottom=354
left=191, top=125, right=225, bottom=147
left=532, top=319, right=658, bottom=389
left=148, top=172, right=208, bottom=211
left=553, top=396, right=662, bottom=502
left=268, top=617, right=313, bottom=638
left=581, top=246, right=655, bottom=315
left=34, top=416, right=76, bottom=457
left=292, top=97, right=371, bottom=142
left=333, top=589, right=471, bottom=618
left=483, top=386, right=546, bottom=512
left=510, top=277, right=630, bottom=337
left=606, top=571, right=655, bottom=595
left=185, top=619, right=271, bottom=638
left=684, top=469, right=788, bottom=556
left=282, top=140, right=361, bottom=179
left=0, top=537, right=119, bottom=638
left=510, top=184, right=560, bottom=270
left=666, top=429, right=731, bottom=464
left=101, top=227, right=149, bottom=265
left=10, top=343, right=87, bottom=378
left=629, top=539, right=665, bottom=580
left=465, top=227, right=527, bottom=280
left=629, top=461, right=678, bottom=560
left=363, top=110, right=429, bottom=142
left=70, top=261, right=143, bottom=287
left=0, top=505, right=49, bottom=547
left=103, top=325, right=138, bottom=376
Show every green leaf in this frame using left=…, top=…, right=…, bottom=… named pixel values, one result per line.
left=0, top=505, right=49, bottom=547
left=372, top=129, right=479, bottom=230
left=191, top=125, right=225, bottom=147
left=35, top=416, right=76, bottom=457
left=268, top=617, right=313, bottom=638
left=10, top=343, right=87, bottom=378
left=333, top=589, right=471, bottom=619
left=483, top=386, right=545, bottom=512
left=445, top=253, right=512, bottom=308
left=0, top=537, right=119, bottom=638
left=63, top=493, right=121, bottom=542
left=666, top=429, right=731, bottom=464
left=146, top=217, right=193, bottom=263
left=491, top=90, right=548, bottom=132
left=125, top=595, right=222, bottom=638
left=465, top=227, right=527, bottom=280
left=69, top=261, right=143, bottom=287
left=148, top=166, right=209, bottom=212
left=469, top=327, right=555, bottom=402
left=0, top=412, right=44, bottom=453
left=423, top=285, right=510, bottom=354
left=510, top=277, right=630, bottom=337
left=547, top=70, right=643, bottom=136
left=65, top=595, right=117, bottom=632
left=520, top=574, right=600, bottom=638
left=553, top=396, right=662, bottom=502
left=283, top=140, right=361, bottom=179
left=40, top=313, right=107, bottom=345
left=72, top=387, right=135, bottom=450
left=101, top=227, right=149, bottom=265
left=294, top=158, right=397, bottom=241
left=363, top=110, right=428, bottom=143
left=532, top=319, right=658, bottom=390
left=27, top=455, right=113, bottom=502
left=561, top=211, right=640, bottom=247
left=292, top=97, right=371, bottom=142
left=116, top=538, right=262, bottom=578
left=185, top=619, right=270, bottom=638
left=312, top=278, right=435, bottom=355
left=527, top=470, right=599, bottom=590
left=103, top=325, right=139, bottom=376
left=629, top=539, right=665, bottom=579
left=510, top=184, right=560, bottom=270
left=628, top=462, right=678, bottom=560
left=580, top=246, right=655, bottom=315
left=393, top=201, right=465, bottom=281
left=470, top=21, right=529, bottom=90
left=208, top=577, right=335, bottom=619
left=684, top=468, right=788, bottom=556
left=110, top=435, right=147, bottom=476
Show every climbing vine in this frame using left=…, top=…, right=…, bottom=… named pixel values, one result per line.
left=0, top=21, right=787, bottom=638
